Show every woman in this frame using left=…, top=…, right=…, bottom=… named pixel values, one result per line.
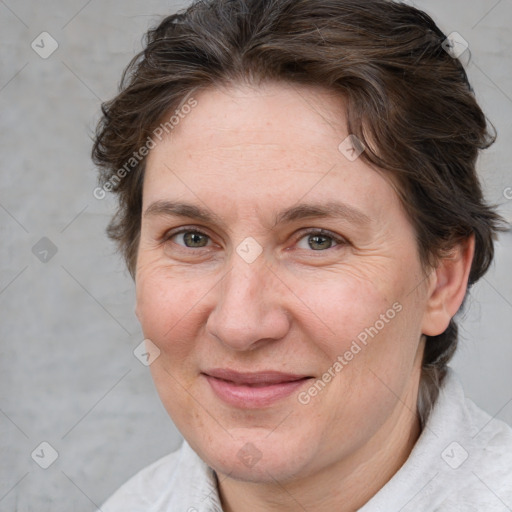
left=92, top=0, right=512, bottom=510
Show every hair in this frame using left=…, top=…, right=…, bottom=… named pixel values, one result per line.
left=92, top=0, right=507, bottom=426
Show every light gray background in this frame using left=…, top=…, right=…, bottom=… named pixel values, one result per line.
left=0, top=0, right=511, bottom=510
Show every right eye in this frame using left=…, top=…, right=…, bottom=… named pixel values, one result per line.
left=164, top=228, right=213, bottom=249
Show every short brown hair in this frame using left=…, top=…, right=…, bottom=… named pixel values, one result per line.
left=92, top=0, right=506, bottom=422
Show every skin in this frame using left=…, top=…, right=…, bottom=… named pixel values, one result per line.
left=135, top=81, right=474, bottom=511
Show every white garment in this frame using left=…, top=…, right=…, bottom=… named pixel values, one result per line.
left=101, top=368, right=512, bottom=511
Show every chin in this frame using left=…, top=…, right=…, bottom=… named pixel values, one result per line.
left=189, top=430, right=317, bottom=483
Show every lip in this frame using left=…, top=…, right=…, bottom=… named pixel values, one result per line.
left=202, top=369, right=312, bottom=408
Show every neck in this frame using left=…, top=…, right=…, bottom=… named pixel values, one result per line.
left=217, top=369, right=422, bottom=512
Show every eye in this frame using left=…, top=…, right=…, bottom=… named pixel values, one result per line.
left=162, top=227, right=348, bottom=253
left=295, top=229, right=347, bottom=251
left=164, top=228, right=212, bottom=249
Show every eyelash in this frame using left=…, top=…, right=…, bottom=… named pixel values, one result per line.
left=162, top=226, right=348, bottom=252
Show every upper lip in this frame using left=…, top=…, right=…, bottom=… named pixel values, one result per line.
left=203, top=368, right=311, bottom=385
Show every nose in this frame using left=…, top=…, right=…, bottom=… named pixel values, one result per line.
left=205, top=250, right=291, bottom=352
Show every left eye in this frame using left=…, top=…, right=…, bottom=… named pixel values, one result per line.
left=295, top=229, right=345, bottom=251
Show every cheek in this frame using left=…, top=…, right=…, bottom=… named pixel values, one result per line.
left=135, top=265, right=207, bottom=362
left=303, top=265, right=424, bottom=398
left=306, top=279, right=422, bottom=430
left=136, top=267, right=210, bottom=426
left=300, top=272, right=396, bottom=353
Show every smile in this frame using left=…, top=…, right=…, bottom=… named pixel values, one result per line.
left=202, top=369, right=312, bottom=408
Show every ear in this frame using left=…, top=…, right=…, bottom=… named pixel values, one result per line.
left=421, top=235, right=475, bottom=336
left=134, top=284, right=142, bottom=322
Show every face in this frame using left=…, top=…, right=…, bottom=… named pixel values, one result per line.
left=135, top=82, right=431, bottom=484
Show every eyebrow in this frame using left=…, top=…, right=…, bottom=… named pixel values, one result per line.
left=143, top=200, right=371, bottom=229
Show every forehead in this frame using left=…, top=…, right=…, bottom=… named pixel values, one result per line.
left=142, top=82, right=400, bottom=226
left=157, top=82, right=348, bottom=161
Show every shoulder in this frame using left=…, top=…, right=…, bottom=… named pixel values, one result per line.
left=440, top=394, right=512, bottom=510
left=100, top=445, right=185, bottom=512
left=424, top=370, right=512, bottom=511
left=100, top=440, right=222, bottom=512
left=360, top=369, right=512, bottom=512
left=101, top=440, right=222, bottom=511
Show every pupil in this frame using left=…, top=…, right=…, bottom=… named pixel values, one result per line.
left=310, top=235, right=331, bottom=250
left=186, top=232, right=206, bottom=247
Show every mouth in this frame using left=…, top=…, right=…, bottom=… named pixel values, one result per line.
left=201, top=369, right=313, bottom=408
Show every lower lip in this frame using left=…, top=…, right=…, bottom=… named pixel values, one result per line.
left=204, top=375, right=311, bottom=408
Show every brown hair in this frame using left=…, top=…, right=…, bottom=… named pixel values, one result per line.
left=92, top=0, right=506, bottom=423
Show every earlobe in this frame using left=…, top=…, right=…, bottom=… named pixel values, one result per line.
left=421, top=235, right=475, bottom=337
